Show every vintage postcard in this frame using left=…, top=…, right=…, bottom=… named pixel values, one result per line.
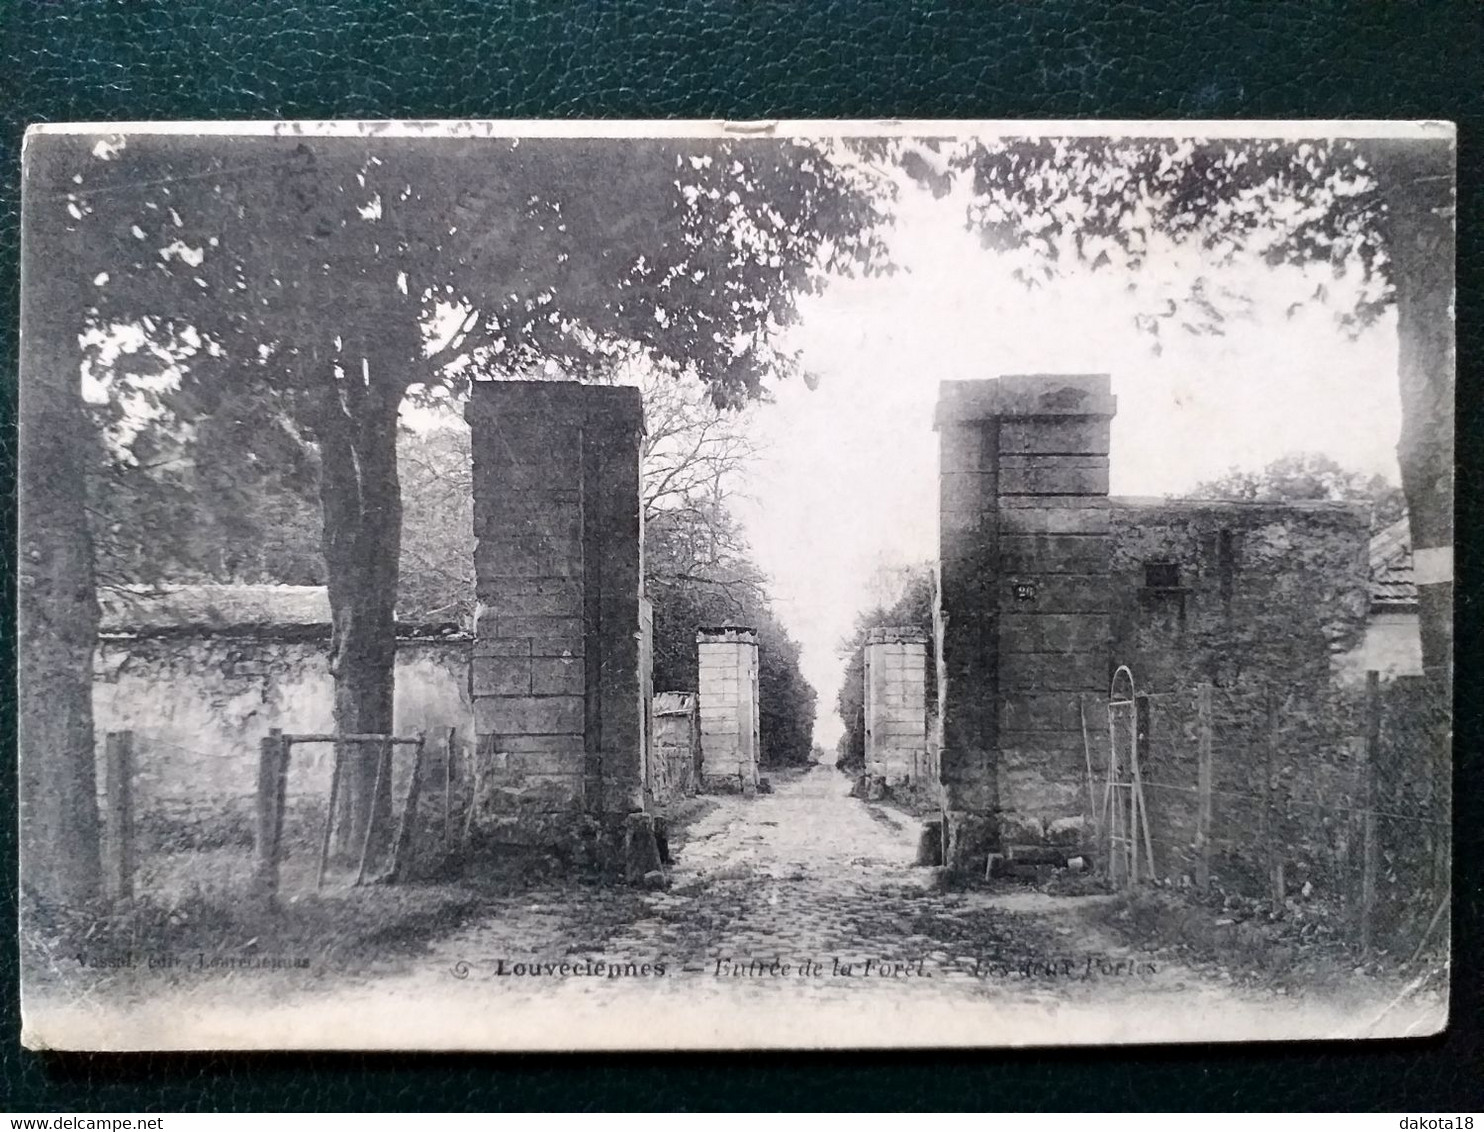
left=17, top=120, right=1453, bottom=1050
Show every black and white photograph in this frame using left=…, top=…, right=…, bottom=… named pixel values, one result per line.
left=17, top=120, right=1454, bottom=1050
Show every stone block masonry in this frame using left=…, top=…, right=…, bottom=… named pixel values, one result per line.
left=932, top=376, right=1378, bottom=881
left=697, top=627, right=760, bottom=794
left=935, top=375, right=1116, bottom=875
left=466, top=381, right=648, bottom=868
left=864, top=626, right=931, bottom=787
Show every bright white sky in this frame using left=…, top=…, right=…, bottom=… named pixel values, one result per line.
left=732, top=174, right=1403, bottom=747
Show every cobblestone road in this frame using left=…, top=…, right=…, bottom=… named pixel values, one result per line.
left=333, top=761, right=1439, bottom=1047
left=590, top=760, right=1075, bottom=996
left=30, top=761, right=1446, bottom=1050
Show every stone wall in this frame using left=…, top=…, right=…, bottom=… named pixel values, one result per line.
left=92, top=633, right=471, bottom=845
left=1103, top=499, right=1372, bottom=891
left=863, top=626, right=930, bottom=786
left=933, top=375, right=1372, bottom=877
left=1107, top=498, right=1371, bottom=695
left=650, top=692, right=701, bottom=804
left=697, top=627, right=760, bottom=794
left=466, top=381, right=648, bottom=862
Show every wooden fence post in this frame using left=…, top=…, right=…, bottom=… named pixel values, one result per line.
left=355, top=738, right=392, bottom=886
left=443, top=727, right=457, bottom=849
left=1340, top=736, right=1360, bottom=905
left=316, top=738, right=345, bottom=890
left=254, top=729, right=289, bottom=899
left=1360, top=669, right=1381, bottom=958
left=102, top=731, right=135, bottom=900
left=463, top=742, right=483, bottom=849
left=1195, top=684, right=1213, bottom=894
left=1426, top=671, right=1451, bottom=897
left=1078, top=695, right=1098, bottom=852
left=389, top=731, right=427, bottom=883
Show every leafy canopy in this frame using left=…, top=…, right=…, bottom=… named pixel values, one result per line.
left=47, top=132, right=895, bottom=436
left=891, top=134, right=1443, bottom=348
left=1190, top=452, right=1406, bottom=530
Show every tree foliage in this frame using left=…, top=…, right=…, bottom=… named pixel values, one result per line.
left=396, top=425, right=474, bottom=625
left=902, top=135, right=1408, bottom=338
left=86, top=387, right=325, bottom=589
left=1190, top=451, right=1406, bottom=530
left=908, top=128, right=1442, bottom=298
left=61, top=131, right=893, bottom=426
left=647, top=515, right=817, bottom=770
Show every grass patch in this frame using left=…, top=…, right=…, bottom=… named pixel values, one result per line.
left=22, top=865, right=488, bottom=999
left=864, top=804, right=908, bottom=833
left=877, top=790, right=940, bottom=820
left=653, top=795, right=719, bottom=858
left=1084, top=885, right=1442, bottom=990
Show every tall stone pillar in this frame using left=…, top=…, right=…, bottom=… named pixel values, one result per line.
left=863, top=626, right=929, bottom=787
left=466, top=381, right=646, bottom=864
left=934, top=375, right=1115, bottom=875
left=696, top=626, right=760, bottom=794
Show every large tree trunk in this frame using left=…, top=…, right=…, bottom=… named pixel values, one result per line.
left=316, top=376, right=404, bottom=861
left=1381, top=137, right=1455, bottom=683
left=18, top=289, right=103, bottom=908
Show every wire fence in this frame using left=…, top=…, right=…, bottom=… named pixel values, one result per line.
left=1086, top=668, right=1451, bottom=957
left=96, top=726, right=473, bottom=905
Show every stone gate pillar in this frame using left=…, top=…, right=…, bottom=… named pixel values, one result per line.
left=934, top=375, right=1115, bottom=875
left=466, top=380, right=647, bottom=866
left=864, top=626, right=929, bottom=787
left=697, top=626, right=760, bottom=794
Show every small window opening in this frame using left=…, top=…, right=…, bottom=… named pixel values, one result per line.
left=1144, top=562, right=1181, bottom=589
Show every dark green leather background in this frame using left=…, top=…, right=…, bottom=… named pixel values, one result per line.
left=3, top=0, right=1482, bottom=1112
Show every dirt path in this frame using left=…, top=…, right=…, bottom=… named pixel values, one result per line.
left=25, top=763, right=1446, bottom=1050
